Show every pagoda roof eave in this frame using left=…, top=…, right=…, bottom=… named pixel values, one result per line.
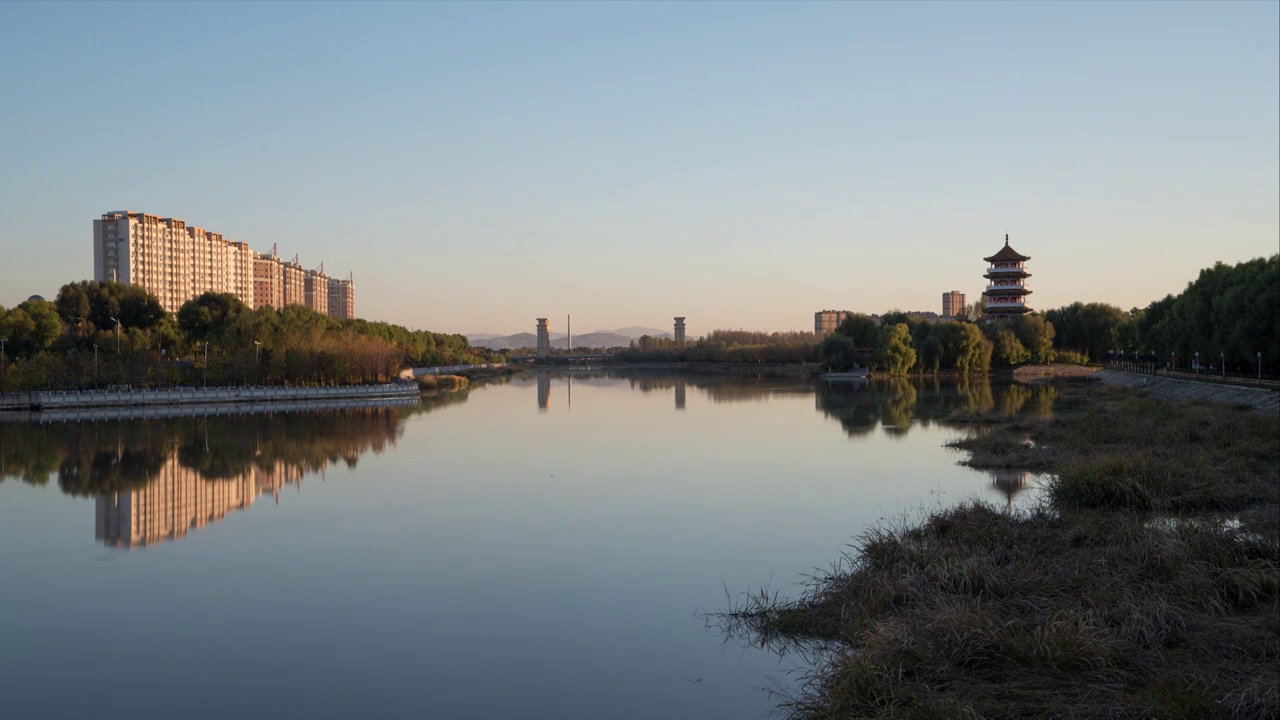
left=984, top=247, right=1031, bottom=262
left=984, top=234, right=1031, bottom=262
left=984, top=288, right=1033, bottom=296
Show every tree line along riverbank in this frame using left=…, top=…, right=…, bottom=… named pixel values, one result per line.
left=721, top=377, right=1279, bottom=719
left=0, top=282, right=501, bottom=391
left=615, top=254, right=1278, bottom=379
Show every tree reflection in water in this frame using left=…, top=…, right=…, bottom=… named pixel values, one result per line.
left=0, top=393, right=467, bottom=547
left=815, top=376, right=1057, bottom=437
left=2, top=376, right=1058, bottom=546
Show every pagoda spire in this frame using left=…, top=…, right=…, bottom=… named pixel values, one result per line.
left=1005, top=233, right=1009, bottom=246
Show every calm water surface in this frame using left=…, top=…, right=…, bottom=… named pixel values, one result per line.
left=0, top=372, right=1053, bottom=720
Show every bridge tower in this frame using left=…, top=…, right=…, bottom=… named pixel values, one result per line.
left=674, top=317, right=686, bottom=344
left=536, top=318, right=550, bottom=358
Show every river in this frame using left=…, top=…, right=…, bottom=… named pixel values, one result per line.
left=0, top=371, right=1054, bottom=719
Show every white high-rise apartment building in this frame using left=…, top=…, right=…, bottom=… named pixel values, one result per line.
left=328, top=275, right=355, bottom=320
left=93, top=211, right=352, bottom=317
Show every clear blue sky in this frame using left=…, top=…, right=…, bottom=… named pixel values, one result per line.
left=1, top=1, right=1276, bottom=335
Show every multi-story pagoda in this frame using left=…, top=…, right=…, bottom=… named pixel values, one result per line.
left=982, top=234, right=1032, bottom=318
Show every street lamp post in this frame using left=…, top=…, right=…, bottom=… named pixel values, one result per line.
left=203, top=342, right=209, bottom=388
left=1260, top=352, right=1264, bottom=381
left=109, top=316, right=120, bottom=354
left=1195, top=352, right=1199, bottom=375
left=1220, top=352, right=1225, bottom=379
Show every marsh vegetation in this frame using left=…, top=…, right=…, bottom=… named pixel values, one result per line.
left=721, top=380, right=1280, bottom=718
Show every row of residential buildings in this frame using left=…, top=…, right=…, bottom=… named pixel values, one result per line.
left=92, top=210, right=355, bottom=318
left=814, top=235, right=1034, bottom=334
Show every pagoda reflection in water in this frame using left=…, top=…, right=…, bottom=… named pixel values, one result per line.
left=987, top=468, right=1034, bottom=509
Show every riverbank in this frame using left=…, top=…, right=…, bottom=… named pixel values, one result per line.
left=725, top=379, right=1279, bottom=718
left=1094, top=368, right=1280, bottom=415
left=589, top=361, right=822, bottom=378
left=0, top=383, right=418, bottom=414
left=605, top=361, right=1100, bottom=381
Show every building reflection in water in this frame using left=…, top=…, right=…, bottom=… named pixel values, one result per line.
left=0, top=403, right=428, bottom=549
left=675, top=380, right=686, bottom=411
left=537, top=371, right=551, bottom=412
left=94, top=456, right=307, bottom=548
left=987, top=468, right=1033, bottom=509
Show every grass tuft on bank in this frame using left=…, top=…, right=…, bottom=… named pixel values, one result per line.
left=722, top=382, right=1279, bottom=719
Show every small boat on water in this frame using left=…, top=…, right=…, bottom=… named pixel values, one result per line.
left=820, top=366, right=870, bottom=381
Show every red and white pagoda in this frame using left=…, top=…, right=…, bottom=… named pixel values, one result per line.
left=982, top=234, right=1032, bottom=318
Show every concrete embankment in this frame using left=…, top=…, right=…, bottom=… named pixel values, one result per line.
left=1, top=394, right=420, bottom=424
left=1093, top=369, right=1280, bottom=415
left=0, top=383, right=419, bottom=415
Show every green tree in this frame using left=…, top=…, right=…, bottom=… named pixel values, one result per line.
left=875, top=323, right=917, bottom=375
left=1044, top=302, right=1130, bottom=359
left=177, top=292, right=248, bottom=341
left=0, top=301, right=63, bottom=356
left=819, top=333, right=858, bottom=371
left=835, top=314, right=880, bottom=348
left=1010, top=314, right=1055, bottom=364
left=992, top=330, right=1030, bottom=367
left=932, top=321, right=992, bottom=372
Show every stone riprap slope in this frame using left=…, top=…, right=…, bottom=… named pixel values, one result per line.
left=1094, top=369, right=1280, bottom=415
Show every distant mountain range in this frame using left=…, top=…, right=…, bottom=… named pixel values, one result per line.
left=467, top=327, right=671, bottom=350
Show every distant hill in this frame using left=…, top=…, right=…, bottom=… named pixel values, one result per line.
left=610, top=326, right=667, bottom=338
left=467, top=327, right=672, bottom=350
left=470, top=332, right=537, bottom=350
left=553, top=332, right=631, bottom=349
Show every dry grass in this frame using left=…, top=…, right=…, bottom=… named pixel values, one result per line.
left=721, top=382, right=1280, bottom=719
left=414, top=374, right=469, bottom=392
